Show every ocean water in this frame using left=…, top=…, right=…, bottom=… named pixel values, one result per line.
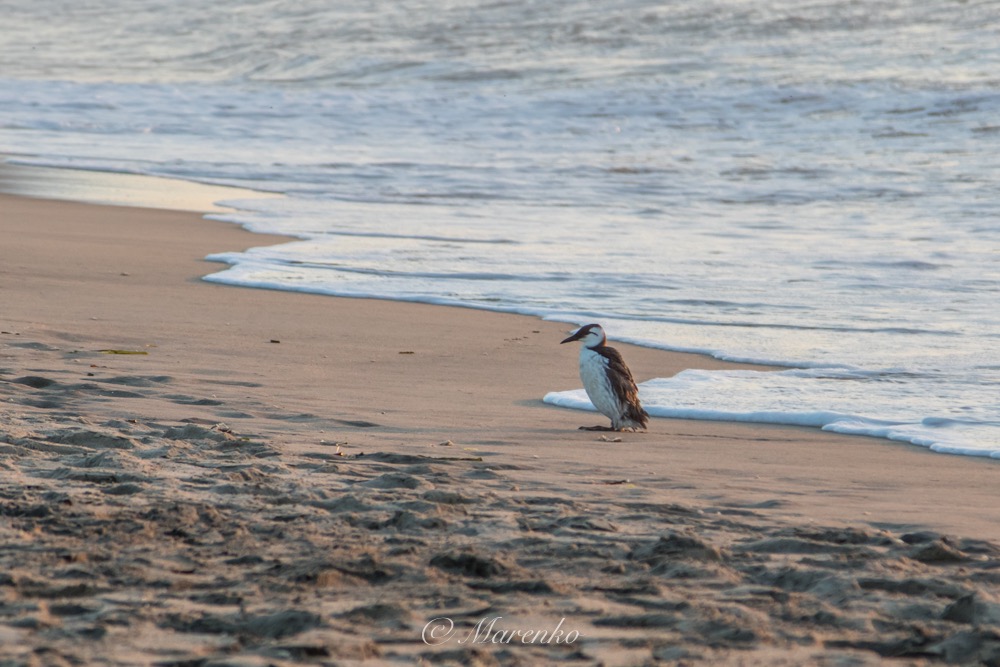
left=1, top=0, right=998, bottom=456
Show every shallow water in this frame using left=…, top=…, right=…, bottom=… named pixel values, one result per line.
left=1, top=0, right=998, bottom=454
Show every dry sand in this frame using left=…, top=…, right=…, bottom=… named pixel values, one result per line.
left=2, top=182, right=1000, bottom=665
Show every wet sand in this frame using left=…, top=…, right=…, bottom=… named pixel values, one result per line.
left=2, top=185, right=1000, bottom=665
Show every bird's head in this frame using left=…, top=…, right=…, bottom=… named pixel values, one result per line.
left=560, top=323, right=607, bottom=348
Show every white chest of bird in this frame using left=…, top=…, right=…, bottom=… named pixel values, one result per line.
left=578, top=346, right=622, bottom=423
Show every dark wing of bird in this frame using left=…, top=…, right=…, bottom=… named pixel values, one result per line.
left=596, top=346, right=649, bottom=427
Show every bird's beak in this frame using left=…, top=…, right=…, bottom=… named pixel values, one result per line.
left=560, top=330, right=583, bottom=344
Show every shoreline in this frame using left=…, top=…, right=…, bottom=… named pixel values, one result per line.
left=4, top=159, right=988, bottom=456
left=2, top=169, right=1000, bottom=663
left=0, top=158, right=283, bottom=213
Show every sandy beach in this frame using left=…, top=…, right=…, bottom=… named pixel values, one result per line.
left=3, top=181, right=1000, bottom=665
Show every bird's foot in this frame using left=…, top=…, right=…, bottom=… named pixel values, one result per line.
left=578, top=425, right=617, bottom=431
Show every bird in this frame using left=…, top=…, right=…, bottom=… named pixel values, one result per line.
left=560, top=323, right=649, bottom=432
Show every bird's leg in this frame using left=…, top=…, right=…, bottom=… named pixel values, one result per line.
left=578, top=425, right=617, bottom=431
